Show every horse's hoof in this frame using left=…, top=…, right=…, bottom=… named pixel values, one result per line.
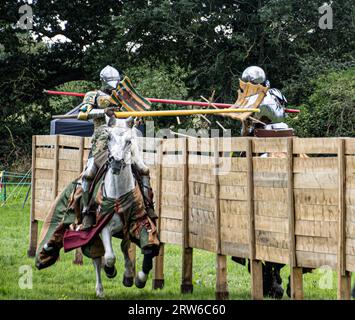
left=135, top=277, right=146, bottom=289
left=123, top=275, right=134, bottom=287
left=96, top=291, right=105, bottom=299
left=104, top=265, right=117, bottom=279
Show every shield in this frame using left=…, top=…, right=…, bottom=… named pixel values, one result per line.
left=111, top=76, right=152, bottom=112
left=221, top=79, right=269, bottom=121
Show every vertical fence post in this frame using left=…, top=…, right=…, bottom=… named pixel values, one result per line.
left=73, top=136, right=85, bottom=265
left=28, top=136, right=38, bottom=257
left=287, top=137, right=303, bottom=299
left=337, top=138, right=351, bottom=300
left=153, top=139, right=164, bottom=289
left=214, top=138, right=229, bottom=300
left=247, top=138, right=263, bottom=299
left=181, top=137, right=193, bottom=294
left=3, top=170, right=6, bottom=203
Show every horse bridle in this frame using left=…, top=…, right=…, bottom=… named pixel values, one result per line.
left=108, top=139, right=132, bottom=175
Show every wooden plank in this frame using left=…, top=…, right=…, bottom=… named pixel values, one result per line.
left=35, top=158, right=54, bottom=170
left=190, top=195, right=215, bottom=212
left=221, top=242, right=249, bottom=258
left=58, top=135, right=81, bottom=148
left=162, top=180, right=183, bottom=193
left=296, top=251, right=337, bottom=269
left=189, top=168, right=215, bottom=184
left=84, top=137, right=91, bottom=149
left=34, top=169, right=53, bottom=180
left=255, top=216, right=288, bottom=234
left=345, top=138, right=355, bottom=155
left=35, top=179, right=54, bottom=190
left=220, top=186, right=247, bottom=201
left=187, top=137, right=212, bottom=153
left=294, top=189, right=338, bottom=206
left=218, top=137, right=248, bottom=152
left=160, top=206, right=183, bottom=220
left=295, top=204, right=338, bottom=222
left=253, top=172, right=288, bottom=188
left=294, top=157, right=338, bottom=173
left=247, top=138, right=263, bottom=300
left=294, top=172, right=338, bottom=189
left=215, top=254, right=229, bottom=300
left=255, top=230, right=289, bottom=249
left=296, top=236, right=337, bottom=254
left=337, top=138, right=351, bottom=300
left=35, top=135, right=55, bottom=146
left=52, top=135, right=59, bottom=200
left=293, top=138, right=339, bottom=154
left=346, top=156, right=355, bottom=172
left=189, top=234, right=217, bottom=252
left=219, top=157, right=248, bottom=172
left=181, top=137, right=193, bottom=294
left=162, top=167, right=183, bottom=181
left=190, top=181, right=215, bottom=198
left=255, top=245, right=289, bottom=264
left=153, top=140, right=164, bottom=289
left=160, top=231, right=182, bottom=245
left=218, top=172, right=247, bottom=186
left=254, top=201, right=288, bottom=218
left=58, top=148, right=80, bottom=160
left=29, top=135, right=38, bottom=256
left=58, top=159, right=81, bottom=172
left=253, top=157, right=287, bottom=173
left=220, top=200, right=248, bottom=215
left=188, top=155, right=215, bottom=168
left=162, top=155, right=184, bottom=167
left=160, top=218, right=182, bottom=233
left=254, top=187, right=287, bottom=201
left=221, top=214, right=249, bottom=235
left=35, top=147, right=55, bottom=159
left=295, top=220, right=338, bottom=238
left=253, top=138, right=288, bottom=153
left=163, top=138, right=184, bottom=152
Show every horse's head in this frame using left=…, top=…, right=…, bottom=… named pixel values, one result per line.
left=108, top=119, right=133, bottom=175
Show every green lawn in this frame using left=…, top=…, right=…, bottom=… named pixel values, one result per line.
left=0, top=195, right=345, bottom=300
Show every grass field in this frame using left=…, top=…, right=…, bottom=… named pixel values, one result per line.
left=0, top=192, right=347, bottom=300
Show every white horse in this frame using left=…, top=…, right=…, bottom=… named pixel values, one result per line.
left=92, top=118, right=158, bottom=298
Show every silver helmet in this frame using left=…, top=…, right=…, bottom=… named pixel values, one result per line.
left=241, top=66, right=266, bottom=84
left=100, top=65, right=121, bottom=90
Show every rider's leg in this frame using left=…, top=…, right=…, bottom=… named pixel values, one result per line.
left=140, top=173, right=158, bottom=221
left=81, top=156, right=97, bottom=230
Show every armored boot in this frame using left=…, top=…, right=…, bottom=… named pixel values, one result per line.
left=81, top=190, right=95, bottom=230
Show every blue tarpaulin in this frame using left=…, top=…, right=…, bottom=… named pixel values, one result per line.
left=50, top=106, right=94, bottom=137
left=50, top=106, right=145, bottom=137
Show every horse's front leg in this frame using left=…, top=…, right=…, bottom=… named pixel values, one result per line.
left=121, top=239, right=135, bottom=287
left=93, top=257, right=104, bottom=298
left=135, top=248, right=158, bottom=289
left=101, top=225, right=117, bottom=278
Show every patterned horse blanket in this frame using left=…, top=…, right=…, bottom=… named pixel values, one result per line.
left=35, top=175, right=160, bottom=270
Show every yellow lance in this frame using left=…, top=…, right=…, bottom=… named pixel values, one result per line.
left=53, top=108, right=259, bottom=119
left=113, top=108, right=259, bottom=118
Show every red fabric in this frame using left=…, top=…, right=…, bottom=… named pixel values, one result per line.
left=63, top=213, right=113, bottom=252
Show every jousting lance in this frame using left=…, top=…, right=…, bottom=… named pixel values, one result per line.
left=52, top=108, right=260, bottom=119
left=44, top=90, right=300, bottom=114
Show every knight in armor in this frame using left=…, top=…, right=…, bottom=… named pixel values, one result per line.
left=78, top=65, right=157, bottom=231
left=239, top=66, right=290, bottom=137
